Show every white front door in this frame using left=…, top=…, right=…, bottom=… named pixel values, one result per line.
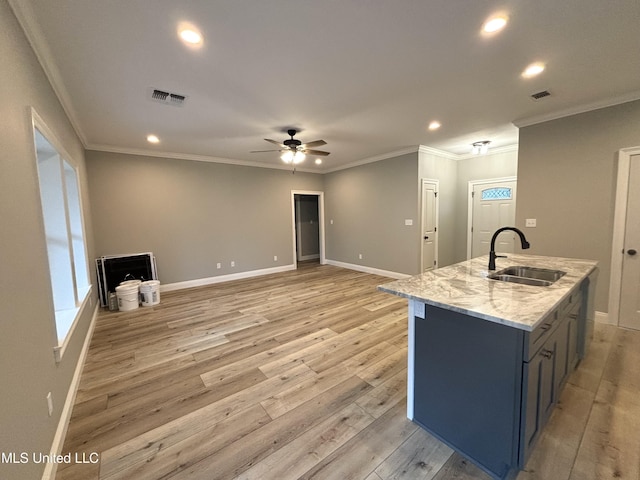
left=620, top=155, right=640, bottom=330
left=421, top=180, right=438, bottom=272
left=470, top=180, right=517, bottom=258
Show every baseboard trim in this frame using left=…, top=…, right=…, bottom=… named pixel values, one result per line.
left=324, top=259, right=411, bottom=279
left=160, top=265, right=297, bottom=292
left=42, top=302, right=99, bottom=480
left=595, top=311, right=614, bottom=325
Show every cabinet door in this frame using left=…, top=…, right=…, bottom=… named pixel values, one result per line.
left=520, top=342, right=556, bottom=466
left=554, top=319, right=569, bottom=394
left=567, top=306, right=580, bottom=372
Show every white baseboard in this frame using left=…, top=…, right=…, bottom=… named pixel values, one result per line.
left=160, top=264, right=297, bottom=292
left=42, top=302, right=99, bottom=480
left=595, top=311, right=614, bottom=325
left=324, top=259, right=411, bottom=279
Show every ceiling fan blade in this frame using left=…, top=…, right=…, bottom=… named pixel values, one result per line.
left=302, top=149, right=330, bottom=156
left=250, top=149, right=284, bottom=153
left=301, top=140, right=327, bottom=148
left=264, top=138, right=286, bottom=147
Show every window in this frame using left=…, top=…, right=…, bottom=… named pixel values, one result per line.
left=33, top=113, right=91, bottom=354
left=481, top=187, right=512, bottom=201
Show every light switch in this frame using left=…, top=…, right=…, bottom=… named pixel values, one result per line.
left=525, top=218, right=537, bottom=227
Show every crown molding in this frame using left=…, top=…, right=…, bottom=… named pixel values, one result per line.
left=86, top=144, right=326, bottom=174
left=8, top=0, right=88, bottom=147
left=322, top=146, right=420, bottom=173
left=513, top=91, right=640, bottom=128
left=418, top=145, right=461, bottom=160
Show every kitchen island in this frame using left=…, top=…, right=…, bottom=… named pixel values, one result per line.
left=379, top=253, right=598, bottom=480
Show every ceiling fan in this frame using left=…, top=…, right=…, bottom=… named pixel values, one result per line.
left=251, top=129, right=330, bottom=171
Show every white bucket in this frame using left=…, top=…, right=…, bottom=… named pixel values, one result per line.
left=140, top=280, right=161, bottom=306
left=116, top=283, right=140, bottom=311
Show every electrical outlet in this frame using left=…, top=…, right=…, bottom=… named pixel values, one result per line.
left=273, top=255, right=278, bottom=261
left=330, top=219, right=334, bottom=225
left=525, top=218, right=537, bottom=227
left=358, top=253, right=363, bottom=260
left=231, top=261, right=235, bottom=267
left=216, top=263, right=221, bottom=269
left=46, top=392, right=53, bottom=417
left=405, top=219, right=413, bottom=226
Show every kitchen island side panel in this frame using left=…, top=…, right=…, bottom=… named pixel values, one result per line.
left=413, top=305, right=524, bottom=479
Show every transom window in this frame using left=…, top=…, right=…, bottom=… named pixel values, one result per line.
left=481, top=187, right=513, bottom=201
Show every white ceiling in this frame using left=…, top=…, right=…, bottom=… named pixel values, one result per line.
left=11, top=0, right=640, bottom=172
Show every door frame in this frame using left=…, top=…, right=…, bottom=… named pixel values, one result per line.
left=420, top=179, right=439, bottom=272
left=608, top=146, right=640, bottom=326
left=290, top=190, right=326, bottom=268
left=466, top=176, right=517, bottom=259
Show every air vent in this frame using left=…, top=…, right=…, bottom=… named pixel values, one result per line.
left=530, top=90, right=551, bottom=101
left=169, top=93, right=186, bottom=105
left=148, top=88, right=187, bottom=106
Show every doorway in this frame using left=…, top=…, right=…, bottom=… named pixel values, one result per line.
left=610, top=148, right=640, bottom=330
left=467, top=177, right=517, bottom=259
left=291, top=191, right=325, bottom=268
left=421, top=179, right=439, bottom=272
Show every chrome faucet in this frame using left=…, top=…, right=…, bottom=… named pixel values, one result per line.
left=488, top=227, right=530, bottom=270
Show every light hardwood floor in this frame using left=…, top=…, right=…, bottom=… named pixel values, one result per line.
left=56, top=263, right=640, bottom=480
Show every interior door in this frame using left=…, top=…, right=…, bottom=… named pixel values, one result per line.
left=421, top=181, right=438, bottom=272
left=471, top=180, right=517, bottom=258
left=620, top=155, right=640, bottom=330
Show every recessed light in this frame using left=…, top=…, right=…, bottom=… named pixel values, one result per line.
left=522, top=62, right=545, bottom=78
left=147, top=134, right=160, bottom=144
left=482, top=15, right=508, bottom=34
left=428, top=121, right=441, bottom=131
left=178, top=23, right=203, bottom=46
left=315, top=159, right=322, bottom=165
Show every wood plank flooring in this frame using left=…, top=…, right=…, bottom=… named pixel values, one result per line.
left=56, top=262, right=640, bottom=480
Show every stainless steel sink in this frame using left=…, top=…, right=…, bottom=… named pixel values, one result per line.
left=488, top=266, right=566, bottom=286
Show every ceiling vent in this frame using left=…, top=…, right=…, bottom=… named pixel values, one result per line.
left=530, top=90, right=551, bottom=101
left=148, top=88, right=187, bottom=106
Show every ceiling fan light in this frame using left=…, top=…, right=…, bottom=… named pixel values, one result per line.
left=281, top=151, right=294, bottom=163
left=293, top=152, right=306, bottom=164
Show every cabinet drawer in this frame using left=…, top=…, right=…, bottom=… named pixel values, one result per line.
left=524, top=289, right=583, bottom=362
left=524, top=311, right=558, bottom=362
left=558, top=289, right=582, bottom=317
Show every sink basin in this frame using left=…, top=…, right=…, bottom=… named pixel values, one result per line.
left=488, top=266, right=566, bottom=286
left=488, top=274, right=553, bottom=287
left=497, top=266, right=566, bottom=282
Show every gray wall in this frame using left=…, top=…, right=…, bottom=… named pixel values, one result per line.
left=516, top=100, right=640, bottom=313
left=0, top=2, right=96, bottom=478
left=86, top=151, right=324, bottom=284
left=454, top=149, right=519, bottom=262
left=324, top=152, right=421, bottom=275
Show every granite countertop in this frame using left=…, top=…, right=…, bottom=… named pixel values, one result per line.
left=378, top=253, right=598, bottom=331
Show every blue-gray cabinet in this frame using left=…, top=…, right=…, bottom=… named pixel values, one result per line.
left=413, top=282, right=586, bottom=480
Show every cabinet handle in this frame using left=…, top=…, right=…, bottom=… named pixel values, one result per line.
left=541, top=349, right=554, bottom=359
left=540, top=323, right=553, bottom=331
left=568, top=313, right=578, bottom=319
